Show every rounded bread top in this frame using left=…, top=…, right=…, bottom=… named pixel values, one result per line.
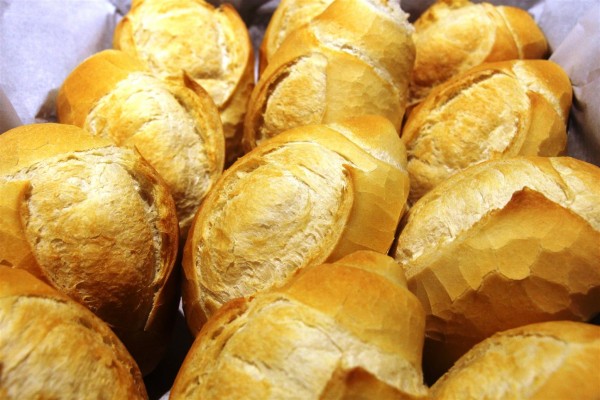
left=0, top=123, right=179, bottom=375
left=430, top=321, right=600, bottom=399
left=183, top=116, right=409, bottom=333
left=0, top=266, right=148, bottom=399
left=172, top=251, right=428, bottom=400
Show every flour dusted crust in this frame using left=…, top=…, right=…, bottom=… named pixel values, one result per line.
left=182, top=116, right=410, bottom=334
left=243, top=0, right=415, bottom=151
left=57, top=49, right=224, bottom=237
left=0, top=267, right=148, bottom=399
left=171, top=251, right=429, bottom=399
left=0, top=123, right=179, bottom=375
left=394, top=156, right=600, bottom=373
left=114, top=0, right=254, bottom=165
left=410, top=0, right=548, bottom=105
left=430, top=321, right=600, bottom=399
left=402, top=60, right=572, bottom=203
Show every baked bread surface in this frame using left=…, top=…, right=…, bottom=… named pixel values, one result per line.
left=57, top=49, right=225, bottom=236
left=0, top=267, right=148, bottom=399
left=243, top=0, right=415, bottom=151
left=430, top=321, right=600, bottom=399
left=0, top=123, right=179, bottom=375
left=183, top=116, right=410, bottom=334
left=395, top=156, right=600, bottom=370
left=172, top=251, right=428, bottom=399
left=114, top=0, right=254, bottom=165
left=402, top=59, right=572, bottom=203
left=409, top=0, right=548, bottom=104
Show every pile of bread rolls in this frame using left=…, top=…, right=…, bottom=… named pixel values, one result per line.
left=0, top=0, right=598, bottom=398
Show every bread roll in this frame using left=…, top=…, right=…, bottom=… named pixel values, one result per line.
left=394, top=156, right=600, bottom=376
left=402, top=59, right=572, bottom=203
left=243, top=0, right=415, bottom=151
left=259, top=0, right=333, bottom=73
left=183, top=116, right=410, bottom=334
left=0, top=123, right=179, bottom=375
left=57, top=49, right=225, bottom=238
left=410, top=0, right=548, bottom=105
left=114, top=0, right=254, bottom=165
left=0, top=267, right=147, bottom=399
left=171, top=251, right=429, bottom=399
left=430, top=321, right=600, bottom=399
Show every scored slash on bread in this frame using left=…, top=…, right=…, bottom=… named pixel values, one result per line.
left=0, top=123, right=180, bottom=376
left=171, top=251, right=429, bottom=399
left=401, top=59, right=573, bottom=204
left=182, top=116, right=410, bottom=335
left=395, top=156, right=600, bottom=379
left=409, top=0, right=549, bottom=105
left=114, top=0, right=254, bottom=166
left=57, top=49, right=225, bottom=239
left=243, top=0, right=416, bottom=151
left=0, top=267, right=148, bottom=399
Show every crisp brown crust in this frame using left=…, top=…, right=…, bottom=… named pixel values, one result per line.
left=0, top=267, right=148, bottom=399
left=57, top=49, right=225, bottom=237
left=402, top=60, right=572, bottom=203
left=410, top=0, right=548, bottom=105
left=183, top=116, right=409, bottom=334
left=114, top=0, right=254, bottom=165
left=395, top=156, right=600, bottom=372
left=243, top=0, right=415, bottom=151
left=0, top=123, right=179, bottom=375
left=430, top=321, right=600, bottom=399
left=171, top=251, right=428, bottom=399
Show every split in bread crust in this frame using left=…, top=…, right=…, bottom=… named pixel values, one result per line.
left=395, top=156, right=600, bottom=375
left=57, top=49, right=225, bottom=238
left=0, top=123, right=179, bottom=375
left=171, top=251, right=429, bottom=399
left=114, top=0, right=254, bottom=165
left=0, top=267, right=148, bottom=399
left=244, top=0, right=415, bottom=151
left=183, top=116, right=410, bottom=334
left=409, top=0, right=548, bottom=105
left=430, top=321, right=600, bottom=399
left=402, top=60, right=572, bottom=203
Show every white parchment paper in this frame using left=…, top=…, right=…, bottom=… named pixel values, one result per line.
left=0, top=0, right=598, bottom=398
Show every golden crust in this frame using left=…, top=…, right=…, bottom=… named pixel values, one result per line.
left=430, top=321, right=600, bottom=399
left=410, top=0, right=548, bottom=105
left=171, top=251, right=428, bottom=399
left=114, top=0, right=254, bottom=166
left=57, top=49, right=225, bottom=237
left=402, top=60, right=572, bottom=203
left=259, top=0, right=334, bottom=73
left=395, top=156, right=600, bottom=374
left=244, top=0, right=415, bottom=151
left=0, top=123, right=179, bottom=375
left=183, top=116, right=409, bottom=334
left=0, top=267, right=148, bottom=399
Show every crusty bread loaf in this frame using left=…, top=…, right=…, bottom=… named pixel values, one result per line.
left=183, top=116, right=410, bottom=334
left=0, top=267, right=148, bottom=399
left=410, top=0, right=548, bottom=105
left=430, top=321, right=600, bottom=399
left=57, top=49, right=225, bottom=238
left=243, top=0, right=415, bottom=151
left=114, top=0, right=254, bottom=165
left=171, top=251, right=429, bottom=399
left=394, top=156, right=600, bottom=377
left=402, top=59, right=572, bottom=203
left=259, top=0, right=333, bottom=73
left=0, top=123, right=179, bottom=375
